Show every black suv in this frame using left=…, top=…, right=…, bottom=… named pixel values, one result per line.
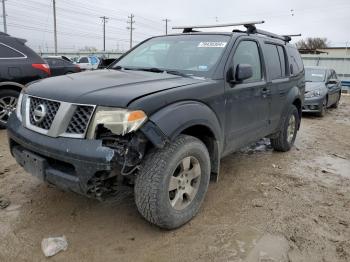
left=0, top=32, right=50, bottom=128
left=7, top=22, right=305, bottom=229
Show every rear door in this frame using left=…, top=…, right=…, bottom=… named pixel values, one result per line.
left=262, top=42, right=290, bottom=131
left=224, top=38, right=269, bottom=152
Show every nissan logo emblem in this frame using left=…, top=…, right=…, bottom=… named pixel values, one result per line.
left=33, top=104, right=47, bottom=123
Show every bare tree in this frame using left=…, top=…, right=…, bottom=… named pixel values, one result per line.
left=79, top=46, right=98, bottom=52
left=296, top=38, right=329, bottom=50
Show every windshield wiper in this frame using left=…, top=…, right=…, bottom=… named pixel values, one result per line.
left=113, top=66, right=190, bottom=77
left=133, top=67, right=190, bottom=77
left=165, top=70, right=190, bottom=78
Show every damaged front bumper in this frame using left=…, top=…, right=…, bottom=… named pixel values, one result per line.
left=302, top=96, right=325, bottom=113
left=7, top=114, right=124, bottom=198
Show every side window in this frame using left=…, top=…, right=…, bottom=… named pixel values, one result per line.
left=287, top=46, right=304, bottom=76
left=264, top=44, right=282, bottom=80
left=56, top=59, right=64, bottom=66
left=277, top=46, right=287, bottom=77
left=79, top=57, right=89, bottom=63
left=333, top=71, right=338, bottom=80
left=233, top=41, right=262, bottom=82
left=0, top=43, right=26, bottom=58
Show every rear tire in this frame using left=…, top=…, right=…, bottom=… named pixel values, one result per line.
left=134, top=135, right=211, bottom=229
left=270, top=105, right=299, bottom=152
left=0, top=89, right=20, bottom=129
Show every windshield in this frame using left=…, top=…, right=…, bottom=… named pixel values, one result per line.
left=305, top=68, right=326, bottom=82
left=113, top=35, right=230, bottom=78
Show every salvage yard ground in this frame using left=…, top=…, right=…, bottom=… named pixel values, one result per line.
left=1, top=96, right=350, bottom=262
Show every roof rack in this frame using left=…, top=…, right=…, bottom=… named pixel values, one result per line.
left=173, top=20, right=265, bottom=33
left=173, top=20, right=294, bottom=42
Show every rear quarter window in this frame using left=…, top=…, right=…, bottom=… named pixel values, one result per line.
left=0, top=43, right=26, bottom=59
left=287, top=46, right=304, bottom=76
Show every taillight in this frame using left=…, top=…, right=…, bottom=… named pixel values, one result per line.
left=75, top=64, right=81, bottom=71
left=32, top=63, right=51, bottom=76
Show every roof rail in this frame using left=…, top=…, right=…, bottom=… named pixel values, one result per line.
left=173, top=20, right=265, bottom=33
left=173, top=21, right=295, bottom=42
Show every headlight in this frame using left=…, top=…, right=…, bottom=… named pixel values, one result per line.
left=305, top=90, right=322, bottom=98
left=87, top=107, right=147, bottom=138
left=16, top=92, right=24, bottom=121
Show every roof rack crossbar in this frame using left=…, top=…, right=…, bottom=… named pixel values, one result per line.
left=282, top=34, right=302, bottom=37
left=173, top=20, right=265, bottom=33
left=245, top=25, right=291, bottom=42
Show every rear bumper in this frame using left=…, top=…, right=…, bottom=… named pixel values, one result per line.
left=302, top=96, right=324, bottom=112
left=7, top=114, right=115, bottom=197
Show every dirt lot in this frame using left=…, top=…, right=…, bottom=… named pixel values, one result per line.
left=1, top=96, right=350, bottom=262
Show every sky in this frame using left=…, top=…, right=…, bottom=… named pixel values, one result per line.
left=1, top=0, right=349, bottom=52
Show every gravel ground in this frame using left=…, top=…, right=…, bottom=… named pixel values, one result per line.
left=0, top=96, right=349, bottom=262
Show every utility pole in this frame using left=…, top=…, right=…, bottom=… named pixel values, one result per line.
left=163, top=18, right=170, bottom=35
left=1, top=0, right=7, bottom=33
left=52, top=0, right=58, bottom=55
left=100, top=16, right=109, bottom=52
left=127, top=14, right=135, bottom=49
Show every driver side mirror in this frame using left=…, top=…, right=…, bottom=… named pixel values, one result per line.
left=231, top=64, right=253, bottom=83
left=327, top=79, right=338, bottom=85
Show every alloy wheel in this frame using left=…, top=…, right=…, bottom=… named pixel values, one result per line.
left=0, top=96, right=17, bottom=125
left=168, top=156, right=201, bottom=210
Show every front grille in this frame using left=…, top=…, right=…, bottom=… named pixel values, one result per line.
left=66, top=105, right=94, bottom=134
left=29, top=97, right=60, bottom=130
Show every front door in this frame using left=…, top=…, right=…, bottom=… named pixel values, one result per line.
left=224, top=38, right=270, bottom=153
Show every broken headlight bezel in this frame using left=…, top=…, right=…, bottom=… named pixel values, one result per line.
left=16, top=91, right=25, bottom=122
left=87, top=107, right=148, bottom=139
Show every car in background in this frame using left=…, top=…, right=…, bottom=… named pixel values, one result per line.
left=97, top=57, right=115, bottom=69
left=44, top=55, right=72, bottom=62
left=44, top=57, right=81, bottom=76
left=303, top=66, right=342, bottom=117
left=0, top=32, right=50, bottom=128
left=75, top=56, right=100, bottom=70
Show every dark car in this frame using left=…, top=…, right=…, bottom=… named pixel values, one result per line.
left=44, top=57, right=81, bottom=76
left=97, top=58, right=116, bottom=69
left=7, top=21, right=305, bottom=229
left=303, top=66, right=342, bottom=116
left=0, top=32, right=50, bottom=128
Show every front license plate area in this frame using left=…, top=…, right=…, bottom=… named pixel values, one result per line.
left=13, top=148, right=47, bottom=181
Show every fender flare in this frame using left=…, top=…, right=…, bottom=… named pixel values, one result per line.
left=0, top=81, right=25, bottom=91
left=141, top=101, right=223, bottom=179
left=149, top=101, right=222, bottom=143
left=277, top=85, right=303, bottom=133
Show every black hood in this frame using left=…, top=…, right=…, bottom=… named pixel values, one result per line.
left=305, top=82, right=326, bottom=92
left=26, top=70, right=204, bottom=107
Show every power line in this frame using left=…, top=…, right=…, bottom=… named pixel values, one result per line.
left=127, top=14, right=135, bottom=49
left=1, top=0, right=7, bottom=33
left=100, top=16, right=109, bottom=52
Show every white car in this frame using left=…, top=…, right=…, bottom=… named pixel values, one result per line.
left=75, top=56, right=100, bottom=70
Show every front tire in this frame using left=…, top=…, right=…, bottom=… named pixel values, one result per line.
left=0, top=89, right=19, bottom=129
left=270, top=105, right=299, bottom=152
left=316, top=97, right=327, bottom=117
left=134, top=135, right=211, bottom=229
left=331, top=93, right=341, bottom=108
